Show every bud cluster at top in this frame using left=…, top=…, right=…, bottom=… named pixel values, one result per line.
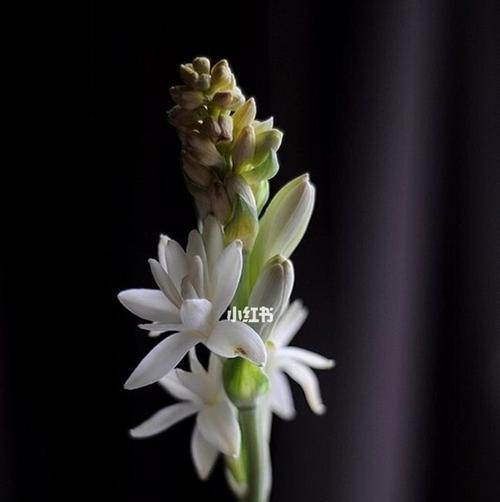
left=168, top=57, right=283, bottom=249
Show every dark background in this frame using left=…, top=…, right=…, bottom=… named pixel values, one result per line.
left=3, top=0, right=500, bottom=501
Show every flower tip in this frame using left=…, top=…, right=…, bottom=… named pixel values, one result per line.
left=328, top=359, right=336, bottom=369
left=315, top=404, right=327, bottom=415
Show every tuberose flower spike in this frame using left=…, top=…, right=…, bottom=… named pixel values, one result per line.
left=167, top=57, right=284, bottom=249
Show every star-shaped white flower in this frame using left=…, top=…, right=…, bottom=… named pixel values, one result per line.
left=264, top=300, right=334, bottom=426
left=130, top=350, right=240, bottom=480
left=119, top=216, right=266, bottom=390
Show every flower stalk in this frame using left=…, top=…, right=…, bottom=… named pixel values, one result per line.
left=118, top=56, right=333, bottom=502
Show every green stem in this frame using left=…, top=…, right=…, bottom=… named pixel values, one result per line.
left=238, top=404, right=270, bottom=502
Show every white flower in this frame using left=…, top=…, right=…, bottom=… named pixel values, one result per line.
left=130, top=350, right=241, bottom=480
left=118, top=216, right=266, bottom=390
left=264, top=300, right=334, bottom=428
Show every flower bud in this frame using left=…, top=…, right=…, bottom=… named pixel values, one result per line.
left=252, top=180, right=270, bottom=214
left=208, top=181, right=232, bottom=224
left=187, top=133, right=225, bottom=167
left=248, top=256, right=294, bottom=339
left=253, top=117, right=274, bottom=134
left=181, top=150, right=212, bottom=187
left=218, top=115, right=233, bottom=142
left=232, top=98, right=256, bottom=139
left=223, top=358, right=269, bottom=409
left=179, top=64, right=199, bottom=87
left=169, top=86, right=205, bottom=110
left=199, top=117, right=222, bottom=142
left=210, top=59, right=232, bottom=92
left=192, top=56, right=210, bottom=75
left=232, top=125, right=256, bottom=170
left=254, top=129, right=283, bottom=165
left=212, top=91, right=234, bottom=108
left=224, top=192, right=259, bottom=250
left=242, top=150, right=279, bottom=184
left=195, top=73, right=211, bottom=91
left=249, top=174, right=315, bottom=282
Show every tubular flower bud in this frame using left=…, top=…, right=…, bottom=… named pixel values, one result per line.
left=249, top=174, right=315, bottom=282
left=232, top=125, right=256, bottom=170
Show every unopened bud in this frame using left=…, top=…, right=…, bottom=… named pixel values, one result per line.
left=200, top=117, right=222, bottom=142
left=179, top=64, right=199, bottom=87
left=228, top=88, right=245, bottom=110
left=253, top=117, right=274, bottom=134
left=211, top=60, right=232, bottom=92
left=218, top=115, right=233, bottom=142
left=188, top=133, right=225, bottom=167
left=192, top=57, right=210, bottom=75
left=232, top=125, right=256, bottom=169
left=223, top=358, right=269, bottom=409
left=208, top=181, right=232, bottom=224
left=242, top=150, right=279, bottom=184
left=170, top=86, right=205, bottom=110
left=212, top=91, right=234, bottom=108
left=182, top=150, right=212, bottom=187
left=249, top=174, right=315, bottom=281
left=168, top=105, right=202, bottom=129
left=254, top=129, right=283, bottom=165
left=232, top=98, right=256, bottom=139
left=195, top=73, right=211, bottom=91
left=252, top=180, right=270, bottom=214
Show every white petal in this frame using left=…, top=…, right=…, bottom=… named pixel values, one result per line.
left=124, top=331, right=202, bottom=390
left=191, top=425, right=219, bottom=480
left=187, top=230, right=208, bottom=266
left=176, top=368, right=213, bottom=401
left=202, top=215, right=224, bottom=270
left=212, top=241, right=243, bottom=319
left=180, top=299, right=214, bottom=332
left=149, top=259, right=182, bottom=308
left=269, top=370, right=296, bottom=419
left=159, top=370, right=198, bottom=402
left=118, top=289, right=180, bottom=322
left=196, top=400, right=241, bottom=457
left=189, top=347, right=206, bottom=375
left=181, top=276, right=199, bottom=300
left=271, top=300, right=308, bottom=348
left=279, top=347, right=335, bottom=369
left=188, top=255, right=205, bottom=298
left=129, top=402, right=199, bottom=438
left=280, top=359, right=326, bottom=415
left=162, top=237, right=188, bottom=289
left=138, top=321, right=182, bottom=333
left=206, top=320, right=267, bottom=366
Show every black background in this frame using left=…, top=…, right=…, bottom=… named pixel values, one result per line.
left=3, top=1, right=500, bottom=501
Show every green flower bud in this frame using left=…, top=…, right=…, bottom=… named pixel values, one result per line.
left=192, top=56, right=210, bottom=75
left=223, top=358, right=269, bottom=409
left=249, top=174, right=315, bottom=283
left=254, top=129, right=283, bottom=165
left=252, top=180, right=270, bottom=214
left=232, top=98, right=257, bottom=140
left=242, top=150, right=279, bottom=184
left=232, top=125, right=256, bottom=170
left=224, top=188, right=259, bottom=250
